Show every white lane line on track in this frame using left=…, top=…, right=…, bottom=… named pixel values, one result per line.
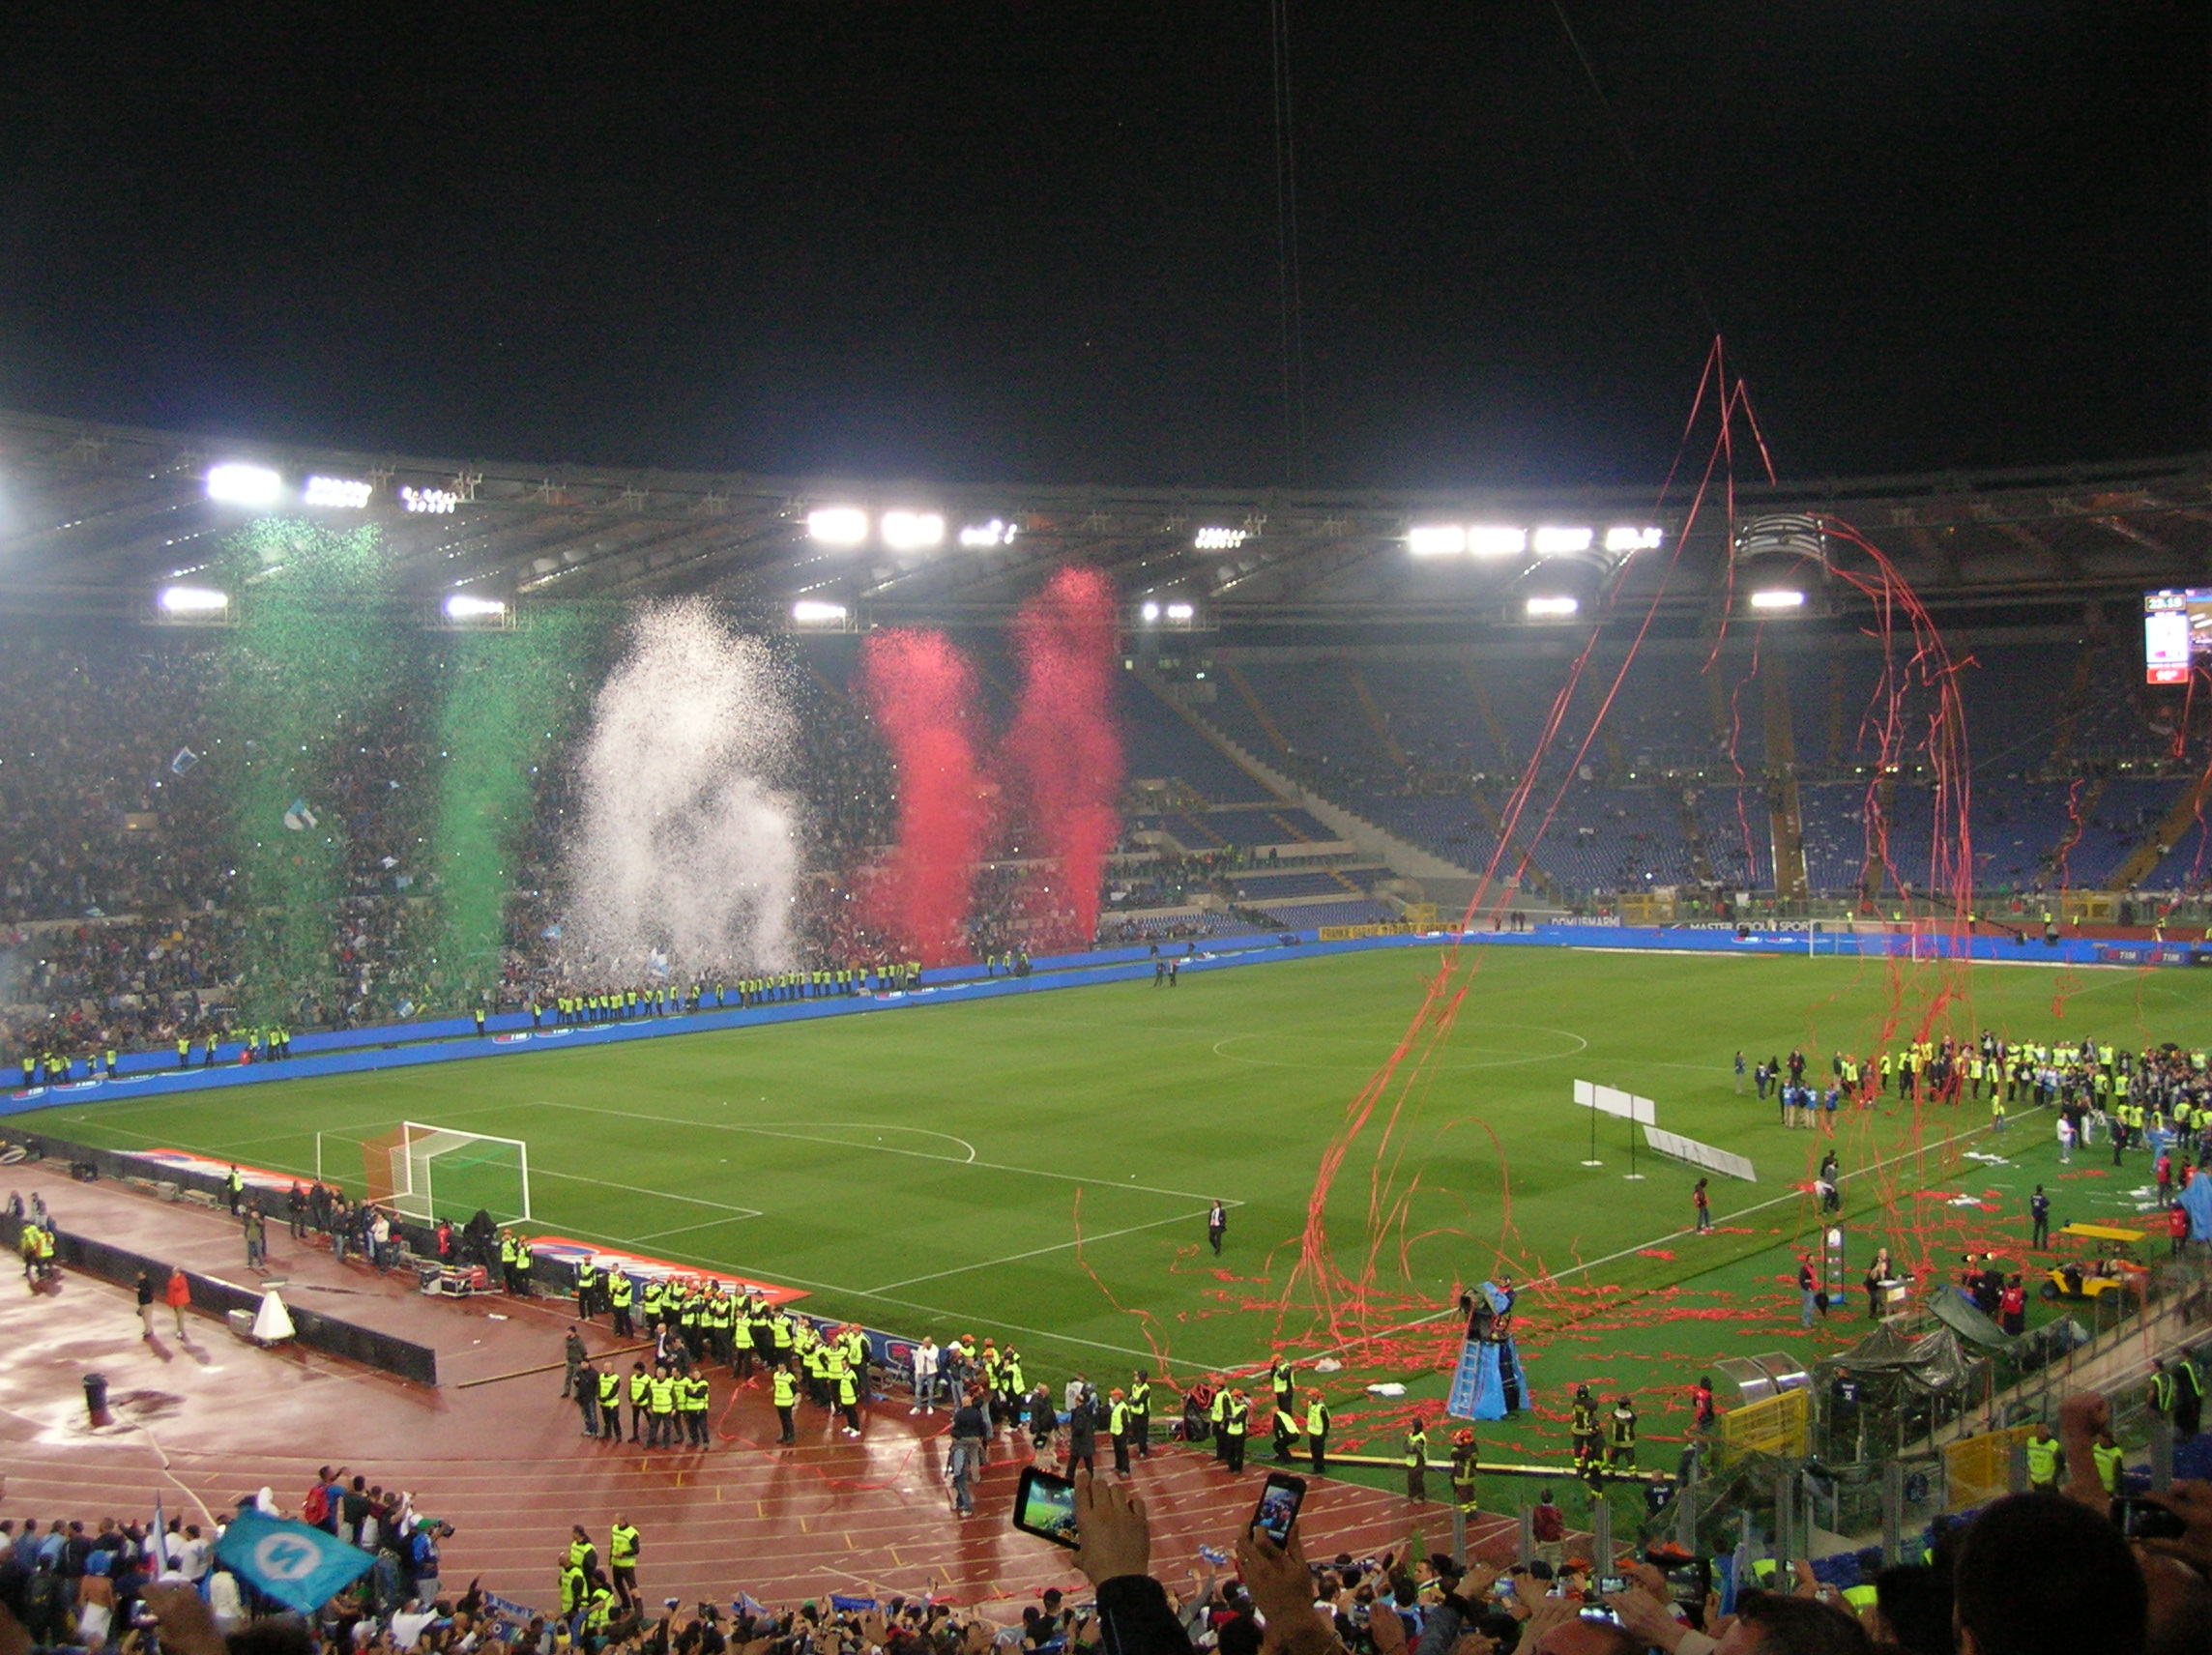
left=864, top=1207, right=1215, bottom=1294
left=528, top=1098, right=1244, bottom=1207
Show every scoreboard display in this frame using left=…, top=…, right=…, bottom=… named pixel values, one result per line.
left=2143, top=590, right=2212, bottom=684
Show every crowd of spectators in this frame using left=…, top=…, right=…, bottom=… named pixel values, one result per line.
left=4, top=1386, right=2207, bottom=1655
left=0, top=633, right=995, bottom=1066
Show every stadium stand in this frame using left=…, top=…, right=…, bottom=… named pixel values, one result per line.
left=13, top=604, right=2212, bottom=1070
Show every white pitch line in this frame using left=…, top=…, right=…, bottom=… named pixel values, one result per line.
left=529, top=1098, right=1244, bottom=1207
left=63, top=1124, right=765, bottom=1229
left=627, top=1214, right=766, bottom=1243
left=529, top=1166, right=761, bottom=1217
left=865, top=1207, right=1214, bottom=1294
left=1275, top=1104, right=2033, bottom=1375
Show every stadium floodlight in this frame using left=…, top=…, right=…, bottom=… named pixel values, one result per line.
left=1408, top=524, right=1468, bottom=557
left=1164, top=601, right=1195, bottom=621
left=806, top=506, right=869, bottom=545
left=881, top=509, right=945, bottom=550
left=1194, top=527, right=1248, bottom=550
left=791, top=599, right=850, bottom=626
left=1525, top=595, right=1580, bottom=618
left=158, top=585, right=231, bottom=615
left=1141, top=601, right=1161, bottom=623
left=400, top=485, right=457, bottom=514
left=1749, top=589, right=1807, bottom=610
left=443, top=594, right=509, bottom=621
left=205, top=462, right=281, bottom=507
left=304, top=475, right=372, bottom=509
left=1604, top=525, right=1664, bottom=553
left=1467, top=525, right=1528, bottom=557
left=959, top=518, right=1015, bottom=547
left=1531, top=525, right=1594, bottom=555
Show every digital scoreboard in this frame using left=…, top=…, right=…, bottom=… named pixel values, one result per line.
left=2143, top=590, right=2212, bottom=684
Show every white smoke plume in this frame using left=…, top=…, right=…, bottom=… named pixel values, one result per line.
left=559, top=598, right=800, bottom=980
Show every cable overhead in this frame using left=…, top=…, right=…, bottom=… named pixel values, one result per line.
left=1544, top=0, right=1725, bottom=345
left=1270, top=0, right=1313, bottom=488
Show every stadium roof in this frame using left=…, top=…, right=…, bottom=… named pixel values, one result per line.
left=1, top=407, right=2206, bottom=633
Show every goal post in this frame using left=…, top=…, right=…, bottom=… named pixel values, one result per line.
left=1808, top=917, right=1939, bottom=960
left=318, top=1122, right=531, bottom=1225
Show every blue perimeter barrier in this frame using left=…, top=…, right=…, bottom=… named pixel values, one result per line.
left=8, top=921, right=2201, bottom=1120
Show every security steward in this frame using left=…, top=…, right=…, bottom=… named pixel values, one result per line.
left=575, top=1257, right=600, bottom=1321
left=2024, top=1421, right=2060, bottom=1492
left=1404, top=1420, right=1428, bottom=1502
left=626, top=1362, right=651, bottom=1443
left=834, top=1353, right=863, bottom=1437
left=608, top=1270, right=634, bottom=1338
left=605, top=1522, right=641, bottom=1611
left=559, top=1552, right=590, bottom=1632
left=1221, top=1386, right=1250, bottom=1473
left=647, top=1365, right=678, bottom=1449
left=1109, top=1388, right=1132, bottom=1476
left=1305, top=1390, right=1331, bottom=1476
left=682, top=1367, right=713, bottom=1447
left=772, top=1362, right=800, bottom=1444
left=1272, top=1398, right=1299, bottom=1465
left=1127, top=1371, right=1151, bottom=1458
left=2092, top=1432, right=2125, bottom=1495
left=597, top=1365, right=623, bottom=1439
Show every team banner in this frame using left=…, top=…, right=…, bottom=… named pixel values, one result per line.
left=214, top=1510, right=375, bottom=1613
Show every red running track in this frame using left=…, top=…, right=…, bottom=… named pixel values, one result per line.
left=0, top=1179, right=1518, bottom=1611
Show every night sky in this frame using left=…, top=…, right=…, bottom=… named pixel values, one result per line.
left=0, top=2, right=2202, bottom=489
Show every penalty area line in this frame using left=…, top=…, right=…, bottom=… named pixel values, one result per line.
left=863, top=1206, right=1217, bottom=1294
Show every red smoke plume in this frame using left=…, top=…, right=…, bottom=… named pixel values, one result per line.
left=859, top=629, right=991, bottom=965
left=1006, top=565, right=1125, bottom=950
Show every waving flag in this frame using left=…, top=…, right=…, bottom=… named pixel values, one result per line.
left=214, top=1509, right=373, bottom=1612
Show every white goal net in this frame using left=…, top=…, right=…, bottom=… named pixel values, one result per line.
left=336, top=1121, right=533, bottom=1225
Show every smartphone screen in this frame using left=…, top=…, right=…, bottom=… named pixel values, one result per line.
left=1251, top=1472, right=1307, bottom=1544
left=2111, top=1497, right=2186, bottom=1541
left=1596, top=1577, right=1627, bottom=1597
left=1013, top=1466, right=1080, bottom=1549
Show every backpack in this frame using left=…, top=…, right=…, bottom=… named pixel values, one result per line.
left=302, top=1483, right=330, bottom=1526
left=24, top=1570, right=65, bottom=1637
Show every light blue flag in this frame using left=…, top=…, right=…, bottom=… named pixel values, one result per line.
left=214, top=1509, right=374, bottom=1613
left=2181, top=1171, right=2212, bottom=1242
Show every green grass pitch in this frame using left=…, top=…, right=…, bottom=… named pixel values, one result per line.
left=26, top=944, right=2208, bottom=1471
